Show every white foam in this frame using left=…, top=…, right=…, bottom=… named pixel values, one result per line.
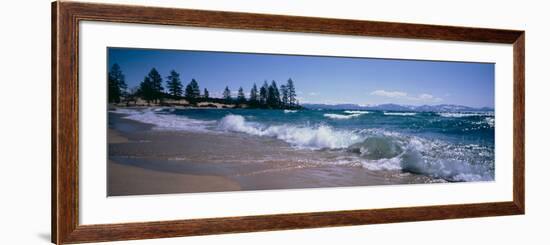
left=360, top=156, right=403, bottom=171
left=116, top=109, right=215, bottom=132
left=383, top=112, right=416, bottom=116
left=218, top=115, right=363, bottom=149
left=109, top=108, right=144, bottom=115
left=485, top=117, right=495, bottom=127
left=350, top=130, right=493, bottom=181
left=438, top=112, right=494, bottom=118
left=344, top=110, right=370, bottom=114
left=323, top=113, right=361, bottom=119
left=218, top=114, right=264, bottom=135
left=283, top=110, right=297, bottom=113
left=451, top=173, right=487, bottom=182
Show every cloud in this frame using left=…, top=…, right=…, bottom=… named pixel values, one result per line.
left=370, top=90, right=407, bottom=98
left=418, top=93, right=443, bottom=102
left=419, top=93, right=433, bottom=100
left=371, top=90, right=443, bottom=103
left=308, top=92, right=320, bottom=96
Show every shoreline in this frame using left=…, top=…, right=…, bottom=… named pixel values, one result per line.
left=108, top=112, right=436, bottom=196
left=109, top=99, right=303, bottom=110
left=108, top=113, right=243, bottom=196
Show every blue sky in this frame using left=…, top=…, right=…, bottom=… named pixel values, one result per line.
left=108, top=47, right=494, bottom=108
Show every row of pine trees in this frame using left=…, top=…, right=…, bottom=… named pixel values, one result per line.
left=108, top=64, right=301, bottom=109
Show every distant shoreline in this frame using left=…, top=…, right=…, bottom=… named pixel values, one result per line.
left=110, top=97, right=305, bottom=110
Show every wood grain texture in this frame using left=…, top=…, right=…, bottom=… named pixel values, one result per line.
left=64, top=202, right=521, bottom=244
left=60, top=1, right=523, bottom=43
left=51, top=1, right=58, bottom=243
left=513, top=33, right=525, bottom=213
left=51, top=1, right=525, bottom=244
left=53, top=1, right=80, bottom=244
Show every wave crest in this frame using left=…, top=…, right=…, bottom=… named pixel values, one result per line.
left=383, top=112, right=416, bottom=116
left=116, top=108, right=215, bottom=131
left=344, top=110, right=370, bottom=114
left=323, top=113, right=361, bottom=119
left=219, top=115, right=362, bottom=149
left=438, top=112, right=493, bottom=117
left=346, top=131, right=494, bottom=181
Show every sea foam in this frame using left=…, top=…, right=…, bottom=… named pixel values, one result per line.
left=344, top=110, right=370, bottom=114
left=438, top=112, right=494, bottom=118
left=346, top=129, right=493, bottom=181
left=485, top=117, right=495, bottom=127
left=116, top=108, right=215, bottom=132
left=383, top=112, right=416, bottom=116
left=219, top=114, right=363, bottom=149
left=323, top=113, right=361, bottom=119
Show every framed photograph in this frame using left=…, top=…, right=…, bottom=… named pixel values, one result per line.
left=52, top=1, right=524, bottom=244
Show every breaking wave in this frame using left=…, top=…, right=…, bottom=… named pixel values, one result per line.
left=323, top=113, right=362, bottom=119
left=383, top=112, right=417, bottom=116
left=219, top=115, right=362, bottom=149
left=113, top=108, right=215, bottom=132
left=112, top=109, right=494, bottom=183
left=344, top=110, right=370, bottom=114
left=438, top=112, right=494, bottom=117
left=484, top=117, right=495, bottom=127
left=217, top=115, right=494, bottom=182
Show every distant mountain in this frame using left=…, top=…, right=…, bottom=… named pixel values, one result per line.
left=302, top=103, right=493, bottom=112
left=368, top=103, right=415, bottom=111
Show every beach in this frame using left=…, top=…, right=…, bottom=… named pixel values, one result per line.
left=105, top=47, right=495, bottom=196
left=108, top=111, right=440, bottom=196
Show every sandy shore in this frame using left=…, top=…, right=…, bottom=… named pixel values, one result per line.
left=108, top=112, right=434, bottom=196
left=108, top=160, right=240, bottom=196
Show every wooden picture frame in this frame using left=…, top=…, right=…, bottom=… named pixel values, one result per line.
left=52, top=1, right=525, bottom=244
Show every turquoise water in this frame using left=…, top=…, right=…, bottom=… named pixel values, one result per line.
left=115, top=108, right=495, bottom=182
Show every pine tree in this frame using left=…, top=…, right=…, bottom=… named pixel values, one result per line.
left=223, top=86, right=232, bottom=102
left=280, top=84, right=289, bottom=107
left=267, top=80, right=281, bottom=108
left=259, top=81, right=268, bottom=106
left=185, top=79, right=201, bottom=100
left=286, top=78, right=297, bottom=107
left=237, top=87, right=246, bottom=104
left=165, top=70, right=183, bottom=98
left=249, top=83, right=258, bottom=106
left=147, top=68, right=163, bottom=103
left=249, top=83, right=258, bottom=102
left=108, top=63, right=127, bottom=103
left=138, top=76, right=154, bottom=104
left=203, top=88, right=209, bottom=99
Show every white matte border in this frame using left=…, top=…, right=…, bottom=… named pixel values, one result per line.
left=80, top=21, right=513, bottom=225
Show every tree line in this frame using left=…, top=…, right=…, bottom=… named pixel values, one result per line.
left=108, top=63, right=301, bottom=109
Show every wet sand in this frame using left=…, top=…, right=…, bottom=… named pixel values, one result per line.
left=108, top=160, right=240, bottom=196
left=108, top=112, right=434, bottom=196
